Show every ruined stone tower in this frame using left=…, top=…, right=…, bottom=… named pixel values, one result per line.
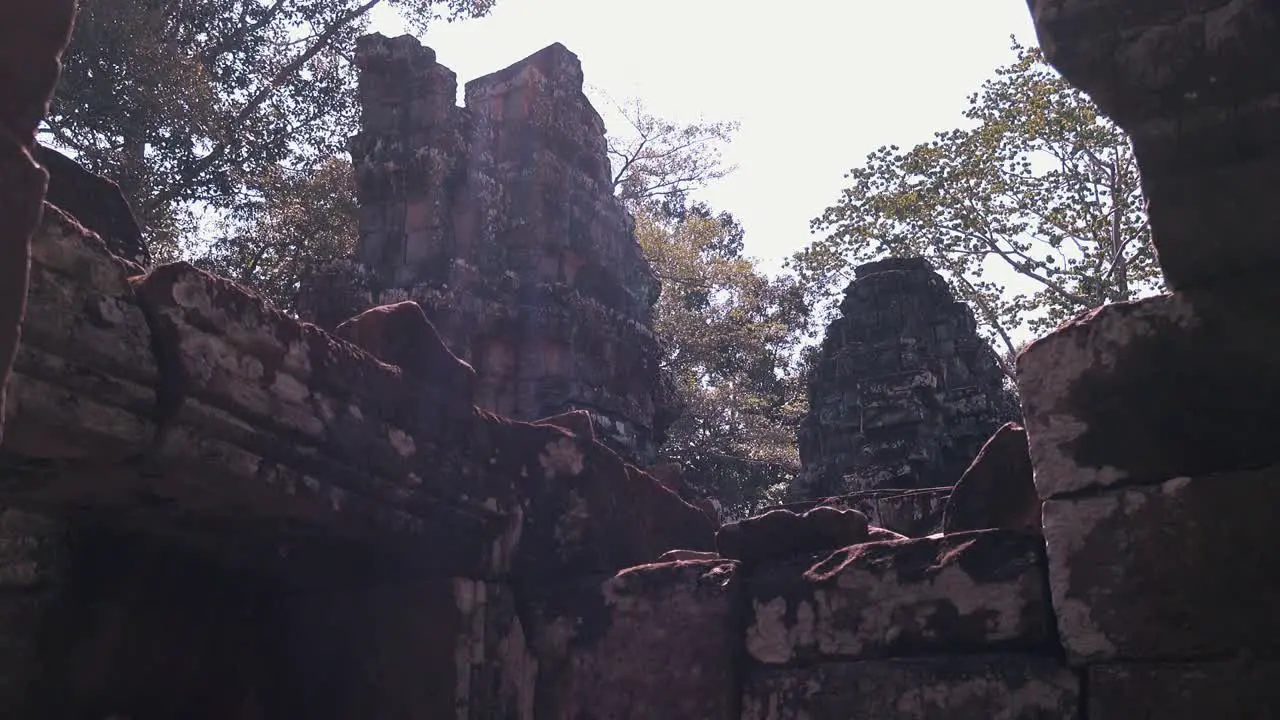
left=794, top=257, right=1018, bottom=499
left=335, top=34, right=676, bottom=463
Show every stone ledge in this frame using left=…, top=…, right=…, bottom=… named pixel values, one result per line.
left=1043, top=467, right=1280, bottom=665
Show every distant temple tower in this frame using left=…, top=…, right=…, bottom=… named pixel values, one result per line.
left=793, top=257, right=1019, bottom=499
left=309, top=34, right=678, bottom=463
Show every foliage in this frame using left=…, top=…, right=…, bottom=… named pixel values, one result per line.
left=44, top=0, right=493, bottom=259
left=793, top=39, right=1162, bottom=371
left=601, top=98, right=810, bottom=517
left=634, top=205, right=810, bottom=520
left=194, top=157, right=358, bottom=310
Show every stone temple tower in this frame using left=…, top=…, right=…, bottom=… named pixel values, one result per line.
left=312, top=33, right=679, bottom=464
left=793, top=257, right=1020, bottom=500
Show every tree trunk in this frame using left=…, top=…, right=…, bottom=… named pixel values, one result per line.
left=1110, top=149, right=1129, bottom=300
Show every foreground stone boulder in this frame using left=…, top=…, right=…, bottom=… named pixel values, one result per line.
left=942, top=422, right=1039, bottom=535
left=716, top=506, right=869, bottom=565
left=1017, top=289, right=1280, bottom=498
left=743, top=654, right=1079, bottom=719
left=745, top=530, right=1052, bottom=665
left=33, top=145, right=149, bottom=268
left=1043, top=467, right=1280, bottom=665
left=527, top=559, right=741, bottom=719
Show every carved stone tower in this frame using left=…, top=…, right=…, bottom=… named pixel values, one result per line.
left=794, top=257, right=1019, bottom=499
left=339, top=34, right=676, bottom=463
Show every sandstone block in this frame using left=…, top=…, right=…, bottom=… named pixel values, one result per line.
left=7, top=209, right=157, bottom=458
left=717, top=506, right=869, bottom=566
left=527, top=560, right=741, bottom=720
left=745, top=530, right=1052, bottom=665
left=742, top=654, right=1079, bottom=720
left=1016, top=289, right=1280, bottom=497
left=34, top=145, right=149, bottom=267
left=1043, top=468, right=1280, bottom=665
left=942, top=422, right=1039, bottom=535
left=334, top=300, right=476, bottom=403
left=1088, top=660, right=1280, bottom=719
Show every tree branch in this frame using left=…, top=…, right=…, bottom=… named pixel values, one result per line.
left=145, top=0, right=383, bottom=214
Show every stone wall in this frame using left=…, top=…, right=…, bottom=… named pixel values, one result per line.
left=302, top=35, right=675, bottom=465
left=792, top=257, right=1018, bottom=531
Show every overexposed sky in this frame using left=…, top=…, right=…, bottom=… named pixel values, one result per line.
left=369, top=0, right=1041, bottom=274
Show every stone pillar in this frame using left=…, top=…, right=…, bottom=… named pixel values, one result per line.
left=794, top=257, right=1017, bottom=501
left=1017, top=1, right=1280, bottom=716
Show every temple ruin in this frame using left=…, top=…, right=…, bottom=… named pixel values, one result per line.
left=300, top=35, right=677, bottom=465
left=790, top=257, right=1018, bottom=534
left=0, top=0, right=1278, bottom=717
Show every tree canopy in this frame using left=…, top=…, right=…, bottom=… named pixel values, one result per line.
left=602, top=98, right=810, bottom=518
left=633, top=203, right=810, bottom=519
left=45, top=0, right=492, bottom=258
left=792, top=39, right=1162, bottom=372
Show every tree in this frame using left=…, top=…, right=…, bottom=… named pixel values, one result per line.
left=634, top=204, right=810, bottom=519
left=195, top=156, right=358, bottom=311
left=596, top=94, right=740, bottom=215
left=43, top=0, right=493, bottom=258
left=602, top=98, right=810, bottom=518
left=792, top=39, right=1161, bottom=373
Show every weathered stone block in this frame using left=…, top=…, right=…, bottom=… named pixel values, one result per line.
left=942, top=422, right=1039, bottom=535
left=6, top=209, right=156, bottom=458
left=528, top=560, right=741, bottom=720
left=1016, top=289, right=1280, bottom=498
left=745, top=530, right=1052, bottom=665
left=503, top=420, right=715, bottom=581
left=34, top=145, right=149, bottom=267
left=1043, top=468, right=1280, bottom=665
left=1088, top=660, right=1280, bottom=719
left=741, top=654, right=1079, bottom=719
left=819, top=486, right=951, bottom=537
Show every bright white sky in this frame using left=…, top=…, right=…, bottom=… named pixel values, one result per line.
left=369, top=0, right=1041, bottom=276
